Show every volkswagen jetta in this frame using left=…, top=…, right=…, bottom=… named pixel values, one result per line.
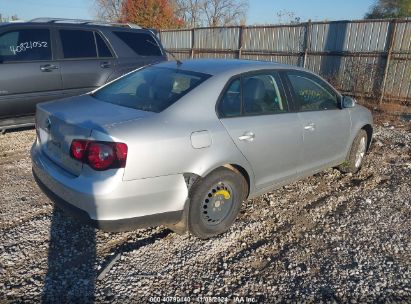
left=31, top=59, right=373, bottom=239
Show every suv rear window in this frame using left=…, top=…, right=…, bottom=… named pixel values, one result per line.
left=0, top=29, right=51, bottom=62
left=114, top=31, right=162, bottom=56
left=92, top=67, right=210, bottom=113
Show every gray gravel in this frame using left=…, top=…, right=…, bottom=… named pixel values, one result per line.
left=0, top=119, right=410, bottom=303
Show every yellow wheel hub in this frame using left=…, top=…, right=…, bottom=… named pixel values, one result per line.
left=214, top=189, right=230, bottom=200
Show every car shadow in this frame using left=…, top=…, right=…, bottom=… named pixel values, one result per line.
left=42, top=207, right=96, bottom=303
left=37, top=114, right=173, bottom=302
left=41, top=206, right=172, bottom=302
left=37, top=116, right=103, bottom=303
left=1, top=125, right=35, bottom=134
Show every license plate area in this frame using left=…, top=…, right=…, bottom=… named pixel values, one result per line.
left=46, top=135, right=63, bottom=163
left=39, top=115, right=90, bottom=176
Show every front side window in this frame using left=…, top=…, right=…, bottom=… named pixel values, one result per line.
left=114, top=31, right=162, bottom=56
left=218, top=71, right=287, bottom=118
left=60, top=30, right=97, bottom=59
left=286, top=71, right=339, bottom=111
left=0, top=29, right=51, bottom=62
left=92, top=67, right=211, bottom=113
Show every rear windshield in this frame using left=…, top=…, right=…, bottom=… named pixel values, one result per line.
left=92, top=67, right=211, bottom=113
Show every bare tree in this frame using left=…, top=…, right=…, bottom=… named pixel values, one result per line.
left=172, top=0, right=202, bottom=27
left=173, top=0, right=248, bottom=27
left=201, top=0, right=248, bottom=26
left=276, top=10, right=301, bottom=24
left=94, top=0, right=123, bottom=22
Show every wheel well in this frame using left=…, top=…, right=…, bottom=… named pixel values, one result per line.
left=362, top=124, right=373, bottom=151
left=224, top=164, right=251, bottom=199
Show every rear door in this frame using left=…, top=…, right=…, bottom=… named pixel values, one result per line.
left=0, top=26, right=62, bottom=118
left=284, top=70, right=351, bottom=174
left=56, top=28, right=115, bottom=95
left=218, top=71, right=303, bottom=190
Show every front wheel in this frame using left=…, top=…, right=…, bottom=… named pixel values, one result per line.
left=188, top=167, right=248, bottom=239
left=339, top=129, right=368, bottom=174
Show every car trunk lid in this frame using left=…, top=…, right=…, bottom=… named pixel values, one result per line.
left=35, top=94, right=153, bottom=176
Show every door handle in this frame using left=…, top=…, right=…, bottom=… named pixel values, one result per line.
left=40, top=64, right=59, bottom=72
left=238, top=132, right=255, bottom=142
left=100, top=62, right=111, bottom=68
left=304, top=123, right=316, bottom=131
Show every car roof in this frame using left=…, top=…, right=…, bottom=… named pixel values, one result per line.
left=155, top=59, right=301, bottom=76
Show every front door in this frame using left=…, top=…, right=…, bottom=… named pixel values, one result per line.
left=0, top=27, right=62, bottom=118
left=218, top=72, right=303, bottom=190
left=284, top=70, right=351, bottom=173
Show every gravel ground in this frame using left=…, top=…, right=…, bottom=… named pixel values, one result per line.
left=0, top=118, right=410, bottom=303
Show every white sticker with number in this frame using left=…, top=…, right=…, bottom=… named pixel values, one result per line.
left=9, top=41, right=48, bottom=55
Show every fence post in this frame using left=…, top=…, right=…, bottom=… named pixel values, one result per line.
left=238, top=26, right=245, bottom=59
left=190, top=28, right=195, bottom=59
left=303, top=20, right=312, bottom=68
left=379, top=19, right=398, bottom=104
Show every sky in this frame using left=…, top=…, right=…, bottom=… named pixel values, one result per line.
left=1, top=0, right=376, bottom=24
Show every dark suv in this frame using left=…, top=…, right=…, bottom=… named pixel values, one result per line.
left=0, top=18, right=167, bottom=131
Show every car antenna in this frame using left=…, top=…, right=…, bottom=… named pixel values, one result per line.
left=145, top=39, right=183, bottom=66
left=164, top=49, right=183, bottom=66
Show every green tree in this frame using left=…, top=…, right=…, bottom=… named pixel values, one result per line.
left=365, top=0, right=411, bottom=19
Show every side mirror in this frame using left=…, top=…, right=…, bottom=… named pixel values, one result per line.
left=343, top=96, right=356, bottom=108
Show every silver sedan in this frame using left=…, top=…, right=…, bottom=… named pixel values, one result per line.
left=31, top=59, right=373, bottom=239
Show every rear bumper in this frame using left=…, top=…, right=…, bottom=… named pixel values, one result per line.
left=33, top=171, right=182, bottom=231
left=31, top=140, right=187, bottom=231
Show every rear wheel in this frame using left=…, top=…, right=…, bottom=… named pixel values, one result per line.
left=339, top=129, right=368, bottom=174
left=188, top=167, right=247, bottom=239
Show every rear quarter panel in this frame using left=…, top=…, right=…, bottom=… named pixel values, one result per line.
left=101, top=74, right=256, bottom=191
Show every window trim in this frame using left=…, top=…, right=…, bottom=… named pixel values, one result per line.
left=0, top=27, right=53, bottom=63
left=216, top=69, right=291, bottom=119
left=284, top=70, right=343, bottom=112
left=94, top=31, right=116, bottom=59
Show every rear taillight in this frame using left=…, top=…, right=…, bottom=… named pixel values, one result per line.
left=71, top=140, right=88, bottom=160
left=70, top=140, right=128, bottom=171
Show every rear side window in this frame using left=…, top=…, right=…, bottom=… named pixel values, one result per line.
left=92, top=67, right=210, bottom=113
left=0, top=29, right=51, bottom=62
left=114, top=31, right=162, bottom=56
left=60, top=30, right=97, bottom=59
left=242, top=73, right=287, bottom=115
left=218, top=72, right=288, bottom=118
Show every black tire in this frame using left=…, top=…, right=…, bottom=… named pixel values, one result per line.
left=188, top=167, right=248, bottom=239
left=339, top=129, right=368, bottom=174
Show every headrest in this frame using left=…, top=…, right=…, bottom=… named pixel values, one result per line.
left=243, top=78, right=265, bottom=101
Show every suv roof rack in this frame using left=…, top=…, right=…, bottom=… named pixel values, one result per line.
left=29, top=18, right=141, bottom=29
